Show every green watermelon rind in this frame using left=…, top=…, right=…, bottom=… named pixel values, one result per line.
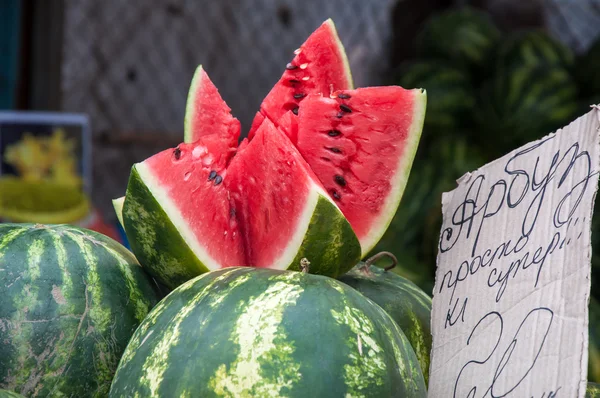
left=588, top=382, right=600, bottom=398
left=361, top=90, right=427, bottom=256
left=123, top=162, right=361, bottom=289
left=109, top=267, right=427, bottom=397
left=112, top=196, right=125, bottom=229
left=123, top=166, right=210, bottom=289
left=324, top=18, right=354, bottom=89
left=0, top=223, right=159, bottom=397
left=0, top=390, right=25, bottom=398
left=183, top=65, right=206, bottom=144
left=338, top=264, right=433, bottom=385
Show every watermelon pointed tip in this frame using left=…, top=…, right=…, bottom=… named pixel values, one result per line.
left=321, top=19, right=354, bottom=90
left=112, top=196, right=126, bottom=229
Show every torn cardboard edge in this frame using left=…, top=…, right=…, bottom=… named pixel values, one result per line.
left=428, top=105, right=600, bottom=398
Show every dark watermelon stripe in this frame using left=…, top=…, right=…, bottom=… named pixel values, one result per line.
left=338, top=264, right=433, bottom=385
left=0, top=224, right=159, bottom=397
left=110, top=268, right=426, bottom=397
left=0, top=390, right=24, bottom=398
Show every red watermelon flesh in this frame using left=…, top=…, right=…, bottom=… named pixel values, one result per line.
left=133, top=116, right=358, bottom=274
left=248, top=18, right=353, bottom=140
left=295, top=87, right=427, bottom=255
left=184, top=65, right=241, bottom=144
left=139, top=130, right=244, bottom=268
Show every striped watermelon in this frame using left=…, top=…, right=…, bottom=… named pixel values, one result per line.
left=0, top=224, right=159, bottom=397
left=109, top=267, right=427, bottom=397
left=416, top=7, right=500, bottom=74
left=0, top=390, right=24, bottom=398
left=588, top=383, right=600, bottom=398
left=590, top=296, right=600, bottom=383
left=395, top=61, right=474, bottom=131
left=495, top=30, right=574, bottom=73
left=576, top=37, right=600, bottom=98
left=338, top=253, right=432, bottom=385
left=476, top=64, right=578, bottom=155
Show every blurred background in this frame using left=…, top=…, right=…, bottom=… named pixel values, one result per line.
left=2, top=0, right=600, bottom=307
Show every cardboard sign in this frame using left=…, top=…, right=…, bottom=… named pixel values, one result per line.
left=0, top=111, right=91, bottom=194
left=429, top=107, right=600, bottom=397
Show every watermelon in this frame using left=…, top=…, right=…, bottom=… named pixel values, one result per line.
left=415, top=7, right=500, bottom=74
left=109, top=267, right=427, bottom=397
left=495, top=30, right=574, bottom=74
left=290, top=87, right=426, bottom=256
left=118, top=20, right=426, bottom=287
left=588, top=383, right=600, bottom=398
left=590, top=296, right=600, bottom=383
left=576, top=37, right=600, bottom=98
left=123, top=117, right=361, bottom=288
left=395, top=61, right=474, bottom=131
left=0, top=391, right=23, bottom=398
left=184, top=65, right=241, bottom=144
left=338, top=252, right=433, bottom=385
left=476, top=64, right=578, bottom=156
left=248, top=18, right=353, bottom=139
left=0, top=224, right=159, bottom=397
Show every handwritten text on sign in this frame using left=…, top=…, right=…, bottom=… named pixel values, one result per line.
left=429, top=108, right=600, bottom=398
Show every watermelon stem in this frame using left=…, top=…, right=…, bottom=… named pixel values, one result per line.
left=300, top=258, right=311, bottom=273
left=364, top=251, right=398, bottom=272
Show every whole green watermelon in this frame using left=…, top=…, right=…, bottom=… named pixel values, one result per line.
left=588, top=382, right=600, bottom=398
left=109, top=267, right=427, bottom=397
left=0, top=390, right=24, bottom=398
left=396, top=61, right=475, bottom=132
left=495, top=30, right=574, bottom=73
left=416, top=7, right=500, bottom=74
left=0, top=224, right=159, bottom=397
left=590, top=296, right=600, bottom=383
left=476, top=63, right=578, bottom=156
left=338, top=256, right=432, bottom=385
left=575, top=37, right=600, bottom=98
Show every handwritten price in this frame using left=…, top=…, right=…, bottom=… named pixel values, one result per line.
left=453, top=307, right=558, bottom=398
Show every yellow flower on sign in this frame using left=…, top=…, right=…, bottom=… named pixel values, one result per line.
left=3, top=127, right=82, bottom=187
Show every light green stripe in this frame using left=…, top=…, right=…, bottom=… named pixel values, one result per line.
left=210, top=277, right=304, bottom=396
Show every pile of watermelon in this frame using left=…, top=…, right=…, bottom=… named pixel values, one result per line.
left=379, top=6, right=600, bottom=390
left=376, top=6, right=600, bottom=293
left=0, top=20, right=439, bottom=396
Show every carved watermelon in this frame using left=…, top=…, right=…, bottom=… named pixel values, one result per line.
left=116, top=19, right=426, bottom=289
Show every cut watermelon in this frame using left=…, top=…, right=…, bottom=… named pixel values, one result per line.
left=123, top=118, right=360, bottom=288
left=248, top=18, right=353, bottom=139
left=184, top=65, right=241, bottom=144
left=117, top=19, right=426, bottom=289
left=294, top=87, right=426, bottom=255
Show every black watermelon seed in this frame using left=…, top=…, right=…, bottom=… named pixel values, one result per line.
left=338, top=93, right=351, bottom=99
left=332, top=190, right=341, bottom=200
left=173, top=147, right=182, bottom=160
left=339, top=104, right=352, bottom=113
left=293, top=93, right=306, bottom=100
left=208, top=170, right=217, bottom=181
left=292, top=106, right=299, bottom=115
left=289, top=79, right=301, bottom=84
left=230, top=208, right=236, bottom=217
left=328, top=130, right=341, bottom=137
left=328, top=147, right=342, bottom=154
left=214, top=175, right=223, bottom=186
left=334, top=175, right=346, bottom=186
left=286, top=63, right=298, bottom=70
